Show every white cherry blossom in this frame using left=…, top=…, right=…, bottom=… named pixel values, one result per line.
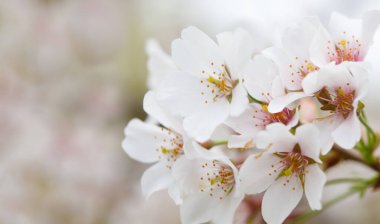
left=310, top=10, right=380, bottom=66
left=264, top=18, right=321, bottom=113
left=239, top=123, right=326, bottom=224
left=226, top=55, right=298, bottom=149
left=155, top=26, right=255, bottom=142
left=173, top=147, right=243, bottom=224
left=302, top=63, right=369, bottom=153
left=146, top=39, right=177, bottom=90
left=122, top=91, right=189, bottom=204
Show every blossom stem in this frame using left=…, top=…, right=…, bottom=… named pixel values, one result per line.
left=326, top=177, right=371, bottom=186
left=200, top=140, right=228, bottom=149
left=331, top=146, right=380, bottom=173
left=211, top=140, right=228, bottom=146
left=355, top=111, right=378, bottom=164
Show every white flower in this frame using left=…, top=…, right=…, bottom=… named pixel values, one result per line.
left=239, top=123, right=326, bottom=224
left=226, top=55, right=298, bottom=149
left=146, top=39, right=177, bottom=90
left=310, top=10, right=380, bottom=66
left=173, top=147, right=243, bottom=224
left=302, top=63, right=369, bottom=153
left=122, top=91, right=189, bottom=204
left=264, top=18, right=321, bottom=113
left=155, top=26, right=255, bottom=142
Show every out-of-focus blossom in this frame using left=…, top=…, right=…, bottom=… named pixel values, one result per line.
left=311, top=11, right=380, bottom=66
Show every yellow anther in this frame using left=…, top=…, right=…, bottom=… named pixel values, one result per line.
left=307, top=63, right=315, bottom=71
left=261, top=104, right=269, bottom=112
left=337, top=88, right=345, bottom=96
left=338, top=39, right=347, bottom=46
left=283, top=164, right=294, bottom=176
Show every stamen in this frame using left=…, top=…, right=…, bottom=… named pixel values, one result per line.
left=316, top=87, right=355, bottom=119
left=253, top=105, right=295, bottom=128
left=200, top=63, right=237, bottom=103
left=156, top=129, right=184, bottom=169
left=199, top=160, right=235, bottom=200
left=327, top=34, right=362, bottom=64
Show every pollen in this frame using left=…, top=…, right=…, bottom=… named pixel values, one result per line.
left=200, top=63, right=237, bottom=103
left=327, top=34, right=362, bottom=64
left=316, top=87, right=355, bottom=119
left=156, top=129, right=184, bottom=169
left=272, top=144, right=312, bottom=186
left=199, top=160, right=235, bottom=200
left=253, top=105, right=295, bottom=128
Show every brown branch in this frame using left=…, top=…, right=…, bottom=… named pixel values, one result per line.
left=331, top=145, right=380, bottom=172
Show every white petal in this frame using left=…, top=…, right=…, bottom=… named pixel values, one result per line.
left=156, top=71, right=207, bottom=116
left=180, top=193, right=220, bottom=224
left=225, top=104, right=259, bottom=136
left=143, top=91, right=183, bottom=132
left=171, top=38, right=204, bottom=75
left=146, top=39, right=177, bottom=90
left=301, top=70, right=320, bottom=95
left=209, top=124, right=234, bottom=141
left=361, top=10, right=380, bottom=57
left=263, top=47, right=303, bottom=91
left=183, top=99, right=230, bottom=142
left=268, top=92, right=307, bottom=113
left=122, top=119, right=163, bottom=163
left=141, top=162, right=173, bottom=199
left=302, top=64, right=353, bottom=95
left=271, top=75, right=286, bottom=98
left=286, top=109, right=300, bottom=128
left=213, top=193, right=244, bottom=224
left=282, top=18, right=320, bottom=59
left=349, top=64, right=370, bottom=100
left=172, top=26, right=223, bottom=76
left=255, top=130, right=272, bottom=150
left=181, top=26, right=223, bottom=65
left=217, top=28, right=254, bottom=79
left=230, top=82, right=249, bottom=116
left=296, top=124, right=321, bottom=163
left=328, top=12, right=361, bottom=46
left=182, top=137, right=200, bottom=159
left=228, top=134, right=254, bottom=149
left=239, top=153, right=280, bottom=194
left=168, top=181, right=183, bottom=205
left=171, top=157, right=202, bottom=195
left=304, top=164, right=326, bottom=210
left=262, top=176, right=303, bottom=224
left=314, top=117, right=338, bottom=155
left=243, top=55, right=278, bottom=103
left=310, top=25, right=334, bottom=67
left=256, top=123, right=297, bottom=153
left=332, top=113, right=361, bottom=149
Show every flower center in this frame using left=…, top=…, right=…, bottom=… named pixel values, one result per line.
left=253, top=104, right=295, bottom=128
left=326, top=34, right=362, bottom=64
left=268, top=145, right=311, bottom=187
left=288, top=58, right=319, bottom=86
left=200, top=63, right=237, bottom=103
left=316, top=85, right=355, bottom=119
left=199, top=160, right=235, bottom=200
left=155, top=128, right=184, bottom=169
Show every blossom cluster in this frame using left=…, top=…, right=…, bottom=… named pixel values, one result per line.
left=123, top=11, right=380, bottom=224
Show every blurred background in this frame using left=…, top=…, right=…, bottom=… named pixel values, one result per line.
left=1, top=0, right=380, bottom=223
